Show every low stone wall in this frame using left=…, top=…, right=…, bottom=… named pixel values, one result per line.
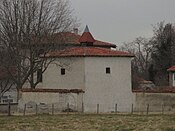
left=134, top=92, right=175, bottom=112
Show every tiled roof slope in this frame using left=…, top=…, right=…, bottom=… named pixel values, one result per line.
left=94, top=40, right=115, bottom=47
left=32, top=32, right=116, bottom=48
left=66, top=33, right=116, bottom=48
left=49, top=32, right=116, bottom=48
left=46, top=47, right=134, bottom=57
left=167, top=66, right=175, bottom=71
left=79, top=25, right=95, bottom=43
left=79, top=32, right=95, bottom=43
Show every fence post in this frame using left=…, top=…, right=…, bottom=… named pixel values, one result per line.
left=115, top=104, right=117, bottom=113
left=36, top=104, right=38, bottom=115
left=52, top=104, right=54, bottom=115
left=146, top=104, right=149, bottom=115
left=97, top=104, right=99, bottom=114
left=67, top=103, right=69, bottom=114
left=162, top=104, right=164, bottom=114
left=131, top=104, right=133, bottom=114
left=23, top=104, right=26, bottom=116
left=8, top=101, right=11, bottom=116
left=82, top=102, right=84, bottom=113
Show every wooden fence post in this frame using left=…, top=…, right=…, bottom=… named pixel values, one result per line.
left=162, top=104, right=164, bottom=114
left=23, top=104, right=26, bottom=116
left=36, top=104, right=38, bottom=115
left=52, top=104, right=54, bottom=115
left=115, top=104, right=117, bottom=113
left=67, top=103, right=69, bottom=114
left=82, top=102, right=84, bottom=113
left=97, top=104, right=99, bottom=114
left=131, top=104, right=133, bottom=114
left=8, top=101, right=11, bottom=116
left=146, top=104, right=149, bottom=115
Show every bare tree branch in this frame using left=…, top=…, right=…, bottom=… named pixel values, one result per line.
left=0, top=0, right=79, bottom=93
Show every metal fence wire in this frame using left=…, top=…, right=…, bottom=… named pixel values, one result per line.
left=1, top=102, right=175, bottom=116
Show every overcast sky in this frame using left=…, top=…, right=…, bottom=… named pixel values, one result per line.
left=70, top=0, right=175, bottom=45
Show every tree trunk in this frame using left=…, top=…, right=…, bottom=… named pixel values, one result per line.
left=30, top=72, right=35, bottom=89
left=0, top=93, right=2, bottom=103
left=16, top=86, right=21, bottom=103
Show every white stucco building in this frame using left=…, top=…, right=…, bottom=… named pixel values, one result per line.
left=19, top=26, right=135, bottom=113
left=168, top=66, right=175, bottom=87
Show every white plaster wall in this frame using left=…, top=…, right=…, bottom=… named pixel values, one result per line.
left=0, top=81, right=17, bottom=103
left=134, top=92, right=175, bottom=112
left=83, top=57, right=135, bottom=113
left=21, top=56, right=135, bottom=113
left=18, top=92, right=83, bottom=112
left=41, top=58, right=85, bottom=90
left=23, top=81, right=43, bottom=89
left=2, top=89, right=17, bottom=103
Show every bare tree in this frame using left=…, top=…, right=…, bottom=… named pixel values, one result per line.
left=120, top=37, right=153, bottom=88
left=120, top=37, right=153, bottom=79
left=0, top=0, right=78, bottom=95
left=0, top=69, right=16, bottom=103
left=0, top=48, right=17, bottom=102
left=151, top=22, right=175, bottom=86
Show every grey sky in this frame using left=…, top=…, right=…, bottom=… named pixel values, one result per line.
left=70, top=0, right=175, bottom=45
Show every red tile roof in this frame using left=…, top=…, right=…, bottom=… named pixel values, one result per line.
left=94, top=40, right=115, bottom=47
left=37, top=32, right=116, bottom=48
left=79, top=32, right=95, bottom=43
left=46, top=47, right=134, bottom=57
left=167, top=66, right=175, bottom=71
left=66, top=32, right=116, bottom=48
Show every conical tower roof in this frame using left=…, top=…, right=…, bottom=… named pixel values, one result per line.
left=79, top=25, right=95, bottom=44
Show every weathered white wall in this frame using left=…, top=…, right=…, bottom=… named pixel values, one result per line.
left=41, top=58, right=85, bottom=90
left=2, top=88, right=17, bottom=103
left=134, top=92, right=175, bottom=112
left=20, top=56, right=135, bottom=113
left=18, top=92, right=83, bottom=112
left=83, top=57, right=135, bottom=113
left=0, top=81, right=17, bottom=103
left=169, top=72, right=175, bottom=87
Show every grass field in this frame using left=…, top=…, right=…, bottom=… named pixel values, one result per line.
left=0, top=114, right=175, bottom=131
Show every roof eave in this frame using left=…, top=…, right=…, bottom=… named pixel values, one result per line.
left=43, top=55, right=134, bottom=58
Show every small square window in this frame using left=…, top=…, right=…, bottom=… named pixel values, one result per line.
left=61, top=68, right=65, bottom=75
left=106, top=67, right=111, bottom=74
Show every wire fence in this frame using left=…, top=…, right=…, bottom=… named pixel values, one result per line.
left=1, top=102, right=175, bottom=116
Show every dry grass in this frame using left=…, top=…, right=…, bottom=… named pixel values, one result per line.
left=0, top=114, right=175, bottom=131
